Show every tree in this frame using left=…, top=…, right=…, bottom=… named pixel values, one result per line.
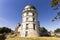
left=51, top=0, right=60, bottom=21
left=40, top=27, right=50, bottom=36
left=0, top=34, right=6, bottom=40
left=54, top=28, right=60, bottom=32
left=40, top=27, right=48, bottom=32
left=0, top=27, right=12, bottom=34
left=0, top=27, right=13, bottom=40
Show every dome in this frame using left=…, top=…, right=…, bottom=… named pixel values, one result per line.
left=24, top=5, right=36, bottom=9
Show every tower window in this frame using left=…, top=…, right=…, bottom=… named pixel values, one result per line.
left=33, top=18, right=35, bottom=22
left=26, top=13, right=28, bottom=16
left=33, top=24, right=35, bottom=30
left=25, top=31, right=28, bottom=37
left=26, top=18, right=28, bottom=21
left=26, top=24, right=28, bottom=30
left=33, top=13, right=34, bottom=16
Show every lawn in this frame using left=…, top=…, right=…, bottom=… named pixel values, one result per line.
left=5, top=36, right=60, bottom=40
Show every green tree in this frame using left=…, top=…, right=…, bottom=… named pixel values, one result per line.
left=0, top=27, right=12, bottom=34
left=40, top=27, right=48, bottom=32
left=51, top=0, right=60, bottom=21
left=40, top=27, right=50, bottom=36
left=54, top=28, right=60, bottom=32
left=0, top=27, right=12, bottom=40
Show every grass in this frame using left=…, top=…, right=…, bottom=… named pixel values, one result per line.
left=5, top=36, right=60, bottom=40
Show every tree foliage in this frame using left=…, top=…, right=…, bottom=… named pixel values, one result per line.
left=40, top=27, right=48, bottom=32
left=51, top=0, right=60, bottom=7
left=40, top=27, right=50, bottom=36
left=51, top=0, right=60, bottom=21
left=0, top=27, right=12, bottom=34
left=0, top=34, right=6, bottom=40
left=54, top=28, right=60, bottom=32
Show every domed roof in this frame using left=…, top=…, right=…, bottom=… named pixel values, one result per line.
left=24, top=5, right=36, bottom=9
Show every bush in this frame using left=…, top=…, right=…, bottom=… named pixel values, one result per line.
left=0, top=34, right=6, bottom=40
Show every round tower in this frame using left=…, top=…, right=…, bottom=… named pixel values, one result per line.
left=19, top=5, right=40, bottom=37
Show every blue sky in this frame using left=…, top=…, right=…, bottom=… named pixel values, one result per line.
left=0, top=0, right=60, bottom=31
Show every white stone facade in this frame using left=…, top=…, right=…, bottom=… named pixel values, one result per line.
left=18, top=5, right=40, bottom=37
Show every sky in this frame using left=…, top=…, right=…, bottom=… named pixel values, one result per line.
left=0, top=0, right=60, bottom=31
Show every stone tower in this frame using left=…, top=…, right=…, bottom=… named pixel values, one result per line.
left=18, top=5, right=40, bottom=37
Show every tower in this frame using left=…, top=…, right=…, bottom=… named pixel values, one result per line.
left=18, top=5, right=40, bottom=37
